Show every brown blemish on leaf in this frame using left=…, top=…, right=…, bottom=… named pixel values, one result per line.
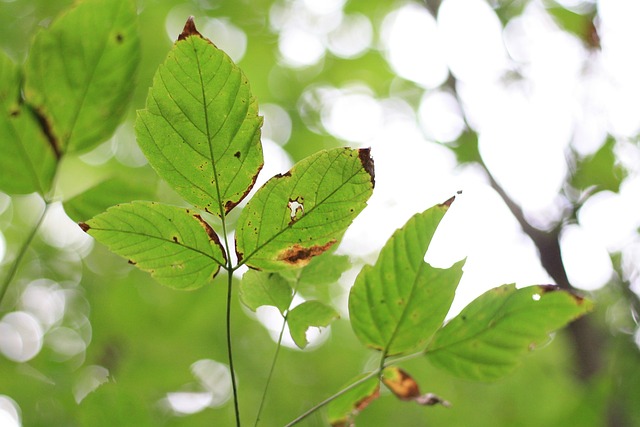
left=172, top=236, right=179, bottom=243
left=537, top=284, right=586, bottom=305
left=224, top=160, right=263, bottom=214
left=355, top=385, right=380, bottom=412
left=128, top=260, right=137, bottom=265
left=415, top=393, right=451, bottom=407
left=177, top=16, right=214, bottom=45
left=439, top=194, right=457, bottom=208
left=358, top=148, right=375, bottom=188
left=277, top=241, right=336, bottom=266
left=382, top=368, right=420, bottom=400
left=78, top=222, right=90, bottom=232
left=31, top=106, right=61, bottom=159
left=234, top=151, right=241, bottom=159
left=115, top=33, right=123, bottom=43
left=9, top=109, right=19, bottom=117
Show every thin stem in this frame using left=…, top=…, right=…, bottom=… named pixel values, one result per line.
left=254, top=277, right=302, bottom=426
left=254, top=313, right=286, bottom=426
left=284, top=370, right=380, bottom=427
left=226, top=267, right=241, bottom=427
left=0, top=202, right=50, bottom=309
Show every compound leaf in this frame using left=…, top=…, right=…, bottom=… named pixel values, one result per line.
left=239, top=270, right=292, bottom=315
left=426, top=284, right=594, bottom=381
left=136, top=18, right=263, bottom=217
left=287, top=300, right=339, bottom=349
left=24, top=0, right=140, bottom=154
left=349, top=197, right=464, bottom=356
left=235, top=147, right=374, bottom=271
left=0, top=51, right=56, bottom=195
left=81, top=201, right=226, bottom=290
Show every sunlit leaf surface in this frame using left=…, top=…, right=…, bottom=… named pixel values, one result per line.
left=235, top=147, right=374, bottom=271
left=426, top=284, right=594, bottom=381
left=136, top=18, right=263, bottom=217
left=82, top=201, right=226, bottom=290
left=24, top=0, right=139, bottom=154
left=349, top=199, right=464, bottom=355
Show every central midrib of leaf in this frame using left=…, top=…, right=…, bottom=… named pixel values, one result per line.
left=91, top=226, right=226, bottom=267
left=237, top=165, right=366, bottom=269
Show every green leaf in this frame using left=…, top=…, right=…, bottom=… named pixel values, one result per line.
left=298, top=251, right=351, bottom=287
left=0, top=51, right=57, bottom=195
left=426, top=284, right=594, bottom=381
left=571, top=137, right=626, bottom=193
left=349, top=198, right=464, bottom=356
left=135, top=18, right=263, bottom=218
left=81, top=201, right=226, bottom=290
left=326, top=375, right=380, bottom=427
left=63, top=173, right=158, bottom=222
left=23, top=0, right=140, bottom=154
left=235, top=147, right=374, bottom=271
left=287, top=300, right=339, bottom=349
left=239, top=270, right=292, bottom=315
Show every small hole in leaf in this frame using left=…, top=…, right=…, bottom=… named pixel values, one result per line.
left=532, top=294, right=541, bottom=301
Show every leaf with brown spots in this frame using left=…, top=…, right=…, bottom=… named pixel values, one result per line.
left=425, top=284, right=594, bottom=381
left=81, top=201, right=226, bottom=290
left=382, top=367, right=450, bottom=407
left=349, top=198, right=465, bottom=356
left=136, top=17, right=263, bottom=218
left=235, top=147, right=374, bottom=271
left=23, top=0, right=140, bottom=154
left=326, top=375, right=380, bottom=427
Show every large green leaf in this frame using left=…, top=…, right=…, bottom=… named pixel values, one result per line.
left=0, top=51, right=57, bottom=195
left=135, top=18, right=263, bottom=218
left=349, top=198, right=464, bottom=356
left=287, top=300, right=339, bottom=349
left=426, top=284, right=594, bottom=381
left=239, top=270, right=293, bottom=315
left=235, top=147, right=374, bottom=271
left=81, top=201, right=226, bottom=290
left=23, top=0, right=139, bottom=154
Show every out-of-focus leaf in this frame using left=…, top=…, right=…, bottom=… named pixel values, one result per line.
left=0, top=51, right=57, bottom=195
left=239, top=270, right=292, bottom=315
left=326, top=375, right=380, bottom=427
left=235, top=147, right=374, bottom=271
left=426, top=284, right=594, bottom=381
left=136, top=18, right=263, bottom=218
left=448, top=131, right=481, bottom=165
left=287, top=300, right=339, bottom=349
left=546, top=4, right=599, bottom=48
left=382, top=367, right=450, bottom=406
left=63, top=173, right=158, bottom=222
left=349, top=197, right=464, bottom=356
left=297, top=251, right=351, bottom=287
left=81, top=201, right=226, bottom=290
left=24, top=0, right=140, bottom=154
left=571, top=137, right=626, bottom=193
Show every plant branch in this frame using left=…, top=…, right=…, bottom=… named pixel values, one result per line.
left=0, top=201, right=50, bottom=309
left=284, top=370, right=380, bottom=427
left=225, top=266, right=241, bottom=427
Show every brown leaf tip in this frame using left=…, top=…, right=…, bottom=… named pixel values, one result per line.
left=78, top=222, right=90, bottom=232
left=177, top=16, right=204, bottom=42
left=439, top=194, right=458, bottom=208
left=358, top=148, right=375, bottom=188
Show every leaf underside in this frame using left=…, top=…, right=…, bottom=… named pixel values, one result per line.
left=349, top=199, right=464, bottom=356
left=136, top=23, right=263, bottom=217
left=235, top=147, right=374, bottom=271
left=239, top=270, right=293, bottom=315
left=82, top=201, right=226, bottom=290
left=426, top=284, right=594, bottom=381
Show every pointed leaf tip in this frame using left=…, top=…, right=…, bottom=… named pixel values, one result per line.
left=178, top=16, right=203, bottom=41
left=358, top=148, right=375, bottom=188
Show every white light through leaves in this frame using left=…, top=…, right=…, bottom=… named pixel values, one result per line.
left=382, top=4, right=448, bottom=88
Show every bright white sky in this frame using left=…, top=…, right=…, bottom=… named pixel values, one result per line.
left=2, top=0, right=640, bottom=420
